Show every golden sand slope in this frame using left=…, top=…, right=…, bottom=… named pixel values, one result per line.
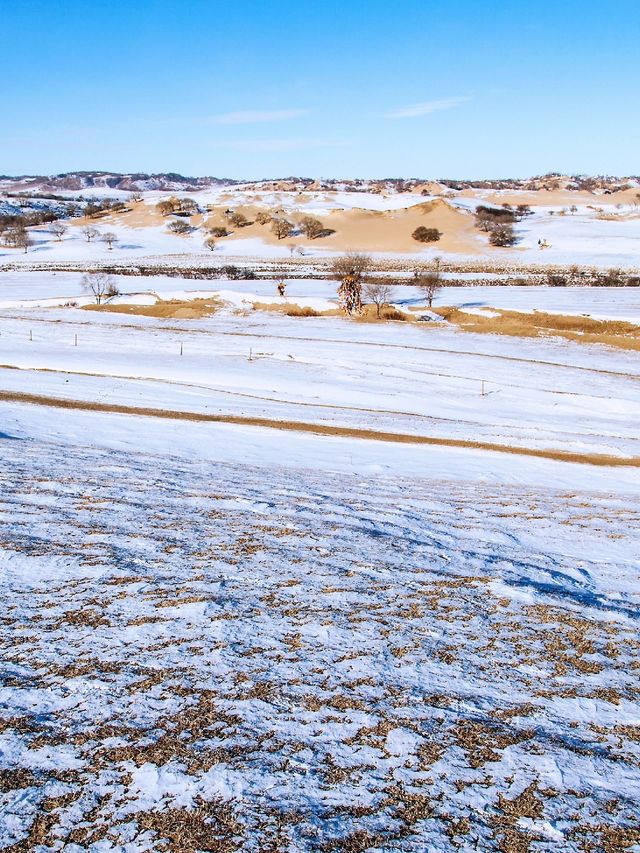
left=93, top=197, right=483, bottom=255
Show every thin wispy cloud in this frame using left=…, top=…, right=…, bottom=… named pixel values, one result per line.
left=213, top=109, right=308, bottom=125
left=209, top=137, right=350, bottom=152
left=383, top=97, right=470, bottom=119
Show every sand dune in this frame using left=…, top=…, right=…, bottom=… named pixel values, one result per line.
left=97, top=196, right=482, bottom=255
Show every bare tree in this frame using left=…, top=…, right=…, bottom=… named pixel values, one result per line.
left=332, top=252, right=372, bottom=315
left=82, top=225, right=99, bottom=242
left=363, top=281, right=393, bottom=318
left=52, top=222, right=67, bottom=241
left=81, top=272, right=119, bottom=305
left=14, top=228, right=32, bottom=253
left=3, top=225, right=32, bottom=253
left=475, top=212, right=495, bottom=232
left=101, top=232, right=117, bottom=250
left=300, top=216, right=324, bottom=239
left=414, top=257, right=443, bottom=308
left=271, top=218, right=294, bottom=240
left=255, top=211, right=272, bottom=225
left=204, top=236, right=217, bottom=251
left=414, top=272, right=441, bottom=308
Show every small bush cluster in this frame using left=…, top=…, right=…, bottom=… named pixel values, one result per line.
left=226, top=211, right=251, bottom=228
left=284, top=305, right=320, bottom=317
left=156, top=197, right=199, bottom=216
left=167, top=219, right=192, bottom=235
left=488, top=224, right=518, bottom=247
left=84, top=199, right=127, bottom=218
left=412, top=226, right=442, bottom=243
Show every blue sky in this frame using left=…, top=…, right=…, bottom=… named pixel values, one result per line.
left=1, top=0, right=638, bottom=179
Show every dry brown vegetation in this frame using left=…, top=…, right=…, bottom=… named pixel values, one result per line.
left=433, top=306, right=640, bottom=351
left=252, top=302, right=413, bottom=322
left=83, top=297, right=221, bottom=319
left=2, top=434, right=639, bottom=850
left=1, top=388, right=638, bottom=468
left=252, top=302, right=327, bottom=318
left=356, top=304, right=413, bottom=323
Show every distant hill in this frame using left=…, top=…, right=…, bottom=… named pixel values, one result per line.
left=0, top=172, right=239, bottom=194
left=1, top=172, right=639, bottom=198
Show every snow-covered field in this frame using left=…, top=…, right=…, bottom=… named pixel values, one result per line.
left=2, top=272, right=640, bottom=323
left=1, top=271, right=639, bottom=851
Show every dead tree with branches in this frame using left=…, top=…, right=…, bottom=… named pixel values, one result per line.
left=332, top=253, right=372, bottom=316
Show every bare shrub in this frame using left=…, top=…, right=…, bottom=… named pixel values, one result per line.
left=157, top=199, right=178, bottom=216
left=204, top=236, right=217, bottom=251
left=255, top=211, right=272, bottom=225
left=208, top=226, right=228, bottom=238
left=168, top=220, right=192, bottom=235
left=229, top=211, right=250, bottom=228
left=381, top=308, right=406, bottom=321
left=412, top=226, right=442, bottom=243
left=284, top=305, right=319, bottom=317
left=489, top=224, right=518, bottom=247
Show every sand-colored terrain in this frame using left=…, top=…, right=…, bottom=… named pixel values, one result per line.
left=92, top=197, right=483, bottom=255
left=17, top=180, right=638, bottom=269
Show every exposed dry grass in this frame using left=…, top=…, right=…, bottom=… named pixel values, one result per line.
left=252, top=302, right=414, bottom=321
left=83, top=298, right=221, bottom=319
left=1, top=388, right=638, bottom=468
left=355, top=304, right=414, bottom=323
left=433, top=307, right=640, bottom=351
left=133, top=798, right=243, bottom=852
left=252, top=301, right=336, bottom=318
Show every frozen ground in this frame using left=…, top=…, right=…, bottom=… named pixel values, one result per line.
left=1, top=272, right=639, bottom=851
